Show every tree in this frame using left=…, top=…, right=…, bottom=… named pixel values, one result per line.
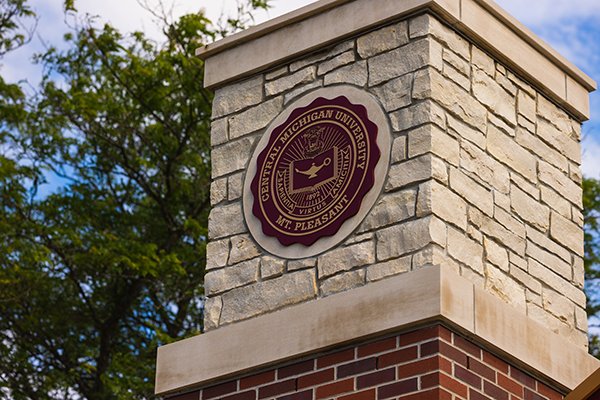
left=0, top=0, right=35, bottom=57
left=583, top=177, right=600, bottom=357
left=0, top=2, right=269, bottom=399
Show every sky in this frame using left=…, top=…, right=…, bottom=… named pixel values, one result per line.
left=2, top=0, right=600, bottom=179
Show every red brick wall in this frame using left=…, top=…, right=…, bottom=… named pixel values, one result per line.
left=165, top=325, right=564, bottom=400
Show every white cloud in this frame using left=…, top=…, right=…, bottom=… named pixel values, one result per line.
left=582, top=134, right=600, bottom=179
left=496, top=0, right=600, bottom=27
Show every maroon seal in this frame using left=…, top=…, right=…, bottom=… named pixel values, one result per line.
left=250, top=95, right=381, bottom=247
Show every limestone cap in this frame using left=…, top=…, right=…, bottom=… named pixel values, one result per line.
left=197, top=0, right=596, bottom=121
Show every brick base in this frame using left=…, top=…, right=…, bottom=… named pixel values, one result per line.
left=166, top=325, right=564, bottom=400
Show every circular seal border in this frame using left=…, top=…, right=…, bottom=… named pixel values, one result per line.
left=243, top=85, right=392, bottom=259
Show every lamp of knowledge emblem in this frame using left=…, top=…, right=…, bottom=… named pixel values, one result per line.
left=244, top=86, right=391, bottom=259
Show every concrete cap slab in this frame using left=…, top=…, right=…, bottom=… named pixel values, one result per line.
left=155, top=264, right=599, bottom=396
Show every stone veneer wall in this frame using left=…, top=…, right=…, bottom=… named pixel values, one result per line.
left=164, top=325, right=564, bottom=400
left=205, top=12, right=587, bottom=347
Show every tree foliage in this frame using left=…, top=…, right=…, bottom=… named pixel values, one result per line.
left=583, top=177, right=600, bottom=357
left=0, top=0, right=34, bottom=57
left=0, top=2, right=268, bottom=399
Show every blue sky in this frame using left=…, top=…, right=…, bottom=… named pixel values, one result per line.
left=2, top=0, right=600, bottom=179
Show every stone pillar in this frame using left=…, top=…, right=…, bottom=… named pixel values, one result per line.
left=156, top=1, right=599, bottom=399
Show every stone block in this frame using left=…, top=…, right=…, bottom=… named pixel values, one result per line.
left=432, top=155, right=448, bottom=184
left=570, top=162, right=583, bottom=185
left=471, top=47, right=495, bottom=77
left=447, top=114, right=485, bottom=149
left=538, top=161, right=581, bottom=206
left=212, top=75, right=264, bottom=118
left=317, top=241, right=375, bottom=278
left=212, top=136, right=255, bottom=178
left=511, top=173, right=539, bottom=200
left=229, top=234, right=261, bottom=265
left=575, top=306, right=588, bottom=332
left=417, top=180, right=467, bottom=230
left=228, top=172, right=244, bottom=201
left=376, top=216, right=446, bottom=261
left=345, top=232, right=373, bottom=245
left=391, top=135, right=407, bottom=164
left=320, top=270, right=365, bottom=297
left=516, top=127, right=568, bottom=172
left=409, top=14, right=470, bottom=60
left=357, top=21, right=408, bottom=58
left=203, top=296, right=222, bottom=331
left=265, top=67, right=316, bottom=96
left=366, top=256, right=411, bottom=282
left=495, top=71, right=518, bottom=96
left=473, top=68, right=516, bottom=125
left=443, top=48, right=470, bottom=76
left=220, top=270, right=317, bottom=325
left=542, top=289, right=575, bottom=325
left=204, top=258, right=259, bottom=296
left=494, top=206, right=526, bottom=238
left=541, top=186, right=571, bottom=219
left=324, top=60, right=368, bottom=87
left=573, top=256, right=585, bottom=289
left=206, top=239, right=229, bottom=271
left=537, top=96, right=573, bottom=135
left=448, top=226, right=484, bottom=274
left=386, top=154, right=431, bottom=191
left=290, top=40, right=354, bottom=72
left=526, top=241, right=571, bottom=281
left=573, top=208, right=584, bottom=228
left=211, top=117, right=228, bottom=146
left=469, top=208, right=526, bottom=255
left=229, top=97, right=284, bottom=139
left=413, top=68, right=486, bottom=132
left=525, top=225, right=570, bottom=263
left=489, top=113, right=515, bottom=137
left=460, top=141, right=510, bottom=193
left=317, top=51, right=355, bottom=75
left=208, top=202, right=246, bottom=239
left=550, top=212, right=583, bottom=256
left=518, top=115, right=536, bottom=133
left=487, top=125, right=536, bottom=182
left=265, top=66, right=288, bottom=80
left=288, top=258, right=316, bottom=272
left=369, top=39, right=442, bottom=86
left=390, top=100, right=446, bottom=132
left=537, top=118, right=580, bottom=163
left=484, top=237, right=509, bottom=271
left=443, top=63, right=470, bottom=90
left=494, top=190, right=511, bottom=212
left=408, top=124, right=459, bottom=165
left=467, top=224, right=484, bottom=244
left=210, top=178, right=227, bottom=205
left=510, top=252, right=528, bottom=271
left=510, top=264, right=542, bottom=294
left=485, top=264, right=526, bottom=311
left=507, top=71, right=536, bottom=98
left=284, top=81, right=323, bottom=104
left=517, top=90, right=536, bottom=122
left=511, top=186, right=550, bottom=231
left=359, top=189, right=416, bottom=232
left=372, top=74, right=412, bottom=112
left=412, top=244, right=447, bottom=269
left=528, top=259, right=585, bottom=306
left=449, top=168, right=493, bottom=216
left=261, top=256, right=286, bottom=279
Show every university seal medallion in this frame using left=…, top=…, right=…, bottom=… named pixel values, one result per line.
left=243, top=86, right=391, bottom=258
